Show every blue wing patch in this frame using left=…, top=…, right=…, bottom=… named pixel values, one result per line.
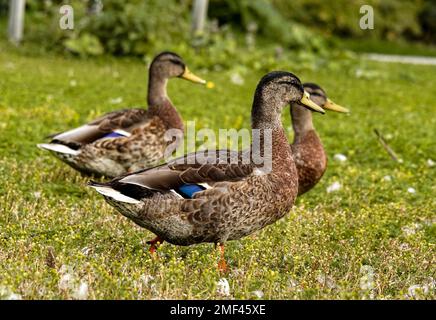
left=175, top=184, right=206, bottom=199
left=103, top=132, right=126, bottom=139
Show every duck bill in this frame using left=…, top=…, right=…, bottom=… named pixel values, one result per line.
left=180, top=67, right=207, bottom=84
left=323, top=98, right=349, bottom=113
left=300, top=91, right=325, bottom=114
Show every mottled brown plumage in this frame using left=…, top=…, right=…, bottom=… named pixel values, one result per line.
left=38, top=52, right=206, bottom=177
left=291, top=83, right=348, bottom=195
left=90, top=72, right=325, bottom=266
left=148, top=83, right=346, bottom=197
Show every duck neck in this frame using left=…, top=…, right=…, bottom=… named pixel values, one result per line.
left=251, top=94, right=282, bottom=130
left=251, top=95, right=294, bottom=171
left=291, top=103, right=315, bottom=144
left=147, top=70, right=168, bottom=107
left=146, top=71, right=184, bottom=131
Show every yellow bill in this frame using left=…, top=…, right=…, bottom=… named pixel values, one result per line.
left=180, top=67, right=207, bottom=84
left=323, top=98, right=349, bottom=113
left=300, top=91, right=325, bottom=114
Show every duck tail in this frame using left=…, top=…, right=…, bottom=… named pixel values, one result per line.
left=37, top=143, right=79, bottom=156
left=88, top=180, right=142, bottom=204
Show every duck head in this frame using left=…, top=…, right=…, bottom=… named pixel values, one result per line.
left=291, top=83, right=349, bottom=135
left=149, top=51, right=206, bottom=84
left=302, top=83, right=349, bottom=113
left=148, top=52, right=206, bottom=106
left=252, top=71, right=325, bottom=129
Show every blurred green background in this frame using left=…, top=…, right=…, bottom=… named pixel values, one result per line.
left=1, top=0, right=436, bottom=61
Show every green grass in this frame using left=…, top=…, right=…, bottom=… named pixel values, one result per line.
left=0, top=40, right=435, bottom=300
left=339, top=37, right=436, bottom=57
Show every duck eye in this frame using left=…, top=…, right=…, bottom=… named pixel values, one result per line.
left=169, top=59, right=184, bottom=67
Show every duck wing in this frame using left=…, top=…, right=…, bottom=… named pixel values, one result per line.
left=120, top=148, right=253, bottom=190
left=48, top=108, right=148, bottom=148
left=90, top=148, right=254, bottom=203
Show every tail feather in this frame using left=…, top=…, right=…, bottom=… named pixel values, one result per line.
left=37, top=143, right=79, bottom=156
left=88, top=181, right=141, bottom=204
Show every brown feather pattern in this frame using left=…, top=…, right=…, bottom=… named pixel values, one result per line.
left=91, top=71, right=312, bottom=248
left=40, top=52, right=193, bottom=177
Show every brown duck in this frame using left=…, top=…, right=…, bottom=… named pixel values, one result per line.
left=38, top=52, right=206, bottom=177
left=291, top=83, right=349, bottom=195
left=89, top=71, right=325, bottom=271
left=153, top=82, right=349, bottom=197
left=138, top=83, right=348, bottom=255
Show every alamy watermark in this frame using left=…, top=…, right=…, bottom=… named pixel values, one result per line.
left=360, top=5, right=374, bottom=30
left=59, top=5, right=74, bottom=30
left=163, top=121, right=273, bottom=174
left=58, top=4, right=375, bottom=32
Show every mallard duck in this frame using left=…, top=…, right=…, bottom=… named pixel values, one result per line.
left=139, top=84, right=348, bottom=255
left=89, top=71, right=325, bottom=270
left=38, top=52, right=206, bottom=178
left=146, top=82, right=348, bottom=197
left=291, top=83, right=349, bottom=195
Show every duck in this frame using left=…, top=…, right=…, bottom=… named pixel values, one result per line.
left=38, top=52, right=207, bottom=178
left=133, top=83, right=348, bottom=255
left=290, top=83, right=349, bottom=195
left=146, top=82, right=348, bottom=197
left=89, top=71, right=325, bottom=271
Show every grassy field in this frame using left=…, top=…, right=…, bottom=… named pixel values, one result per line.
left=339, top=38, right=436, bottom=57
left=0, top=40, right=435, bottom=300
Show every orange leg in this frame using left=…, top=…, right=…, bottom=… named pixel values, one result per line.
left=147, top=236, right=164, bottom=255
left=217, top=243, right=228, bottom=273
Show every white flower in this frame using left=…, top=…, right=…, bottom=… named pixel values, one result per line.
left=382, top=175, right=392, bottom=182
left=326, top=181, right=341, bottom=193
left=333, top=154, right=347, bottom=162
left=7, top=293, right=22, bottom=300
left=402, top=223, right=421, bottom=236
left=109, top=97, right=123, bottom=104
left=0, top=286, right=22, bottom=300
left=287, top=278, right=302, bottom=292
left=230, top=73, right=244, bottom=85
left=427, top=159, right=435, bottom=167
left=316, top=274, right=336, bottom=289
left=58, top=264, right=76, bottom=291
left=72, top=281, right=89, bottom=300
left=251, top=290, right=264, bottom=298
left=140, top=274, right=155, bottom=286
left=216, top=278, right=230, bottom=296
left=33, top=191, right=42, bottom=198
left=81, top=247, right=91, bottom=255
left=135, top=275, right=157, bottom=296
left=407, top=187, right=416, bottom=194
left=58, top=273, right=74, bottom=291
left=398, top=243, right=410, bottom=251
left=406, top=278, right=435, bottom=298
left=407, top=285, right=426, bottom=298
left=424, top=277, right=436, bottom=291
left=359, top=265, right=375, bottom=291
